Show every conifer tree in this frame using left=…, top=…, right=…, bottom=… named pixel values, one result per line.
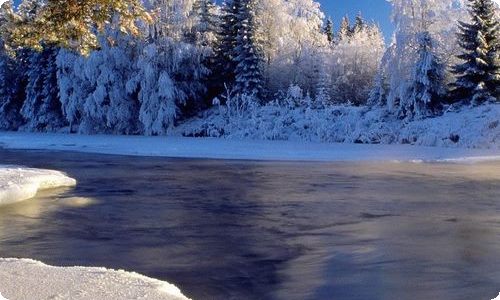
left=338, top=16, right=351, bottom=41
left=353, top=12, right=365, bottom=34
left=21, top=47, right=65, bottom=131
left=407, top=32, right=446, bottom=118
left=214, top=0, right=242, bottom=89
left=0, top=0, right=150, bottom=55
left=233, top=0, right=264, bottom=99
left=0, top=46, right=28, bottom=130
left=451, top=0, right=500, bottom=104
left=190, top=0, right=219, bottom=47
left=323, top=18, right=334, bottom=44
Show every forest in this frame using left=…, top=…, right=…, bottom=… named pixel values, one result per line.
left=0, top=0, right=498, bottom=146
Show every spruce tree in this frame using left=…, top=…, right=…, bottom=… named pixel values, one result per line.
left=233, top=0, right=264, bottom=99
left=0, top=46, right=28, bottom=130
left=353, top=12, right=365, bottom=34
left=214, top=0, right=242, bottom=90
left=407, top=32, right=446, bottom=118
left=451, top=0, right=500, bottom=104
left=21, top=47, right=64, bottom=131
left=191, top=0, right=219, bottom=47
left=338, top=16, right=351, bottom=41
left=323, top=18, right=334, bottom=44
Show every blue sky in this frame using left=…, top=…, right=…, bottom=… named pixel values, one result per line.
left=11, top=0, right=395, bottom=39
left=319, top=0, right=394, bottom=40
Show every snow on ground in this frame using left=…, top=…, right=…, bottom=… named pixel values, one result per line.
left=175, top=103, right=500, bottom=149
left=0, top=166, right=76, bottom=206
left=0, top=131, right=499, bottom=163
left=0, top=258, right=190, bottom=300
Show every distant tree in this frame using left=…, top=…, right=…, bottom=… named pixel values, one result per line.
left=368, top=71, right=389, bottom=106
left=323, top=18, right=334, bottom=44
left=406, top=31, right=446, bottom=118
left=233, top=0, right=264, bottom=99
left=451, top=0, right=500, bottom=104
left=352, top=12, right=365, bottom=34
left=190, top=0, right=219, bottom=47
left=338, top=15, right=351, bottom=41
left=214, top=0, right=242, bottom=90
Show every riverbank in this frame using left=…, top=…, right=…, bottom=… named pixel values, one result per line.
left=1, top=132, right=499, bottom=163
left=0, top=258, right=189, bottom=300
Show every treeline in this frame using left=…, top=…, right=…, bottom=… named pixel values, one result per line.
left=0, top=0, right=498, bottom=135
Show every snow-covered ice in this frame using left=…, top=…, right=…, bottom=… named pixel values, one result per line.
left=0, top=258, right=190, bottom=300
left=0, top=131, right=499, bottom=163
left=0, top=166, right=76, bottom=206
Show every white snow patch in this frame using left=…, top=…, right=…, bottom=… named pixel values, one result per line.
left=492, top=292, right=500, bottom=300
left=0, top=258, right=190, bottom=300
left=0, top=166, right=76, bottom=206
left=0, top=131, right=499, bottom=163
left=175, top=103, right=500, bottom=150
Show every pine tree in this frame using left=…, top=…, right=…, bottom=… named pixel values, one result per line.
left=190, top=0, right=219, bottom=47
left=407, top=32, right=446, bottom=118
left=338, top=16, right=351, bottom=41
left=0, top=45, right=28, bottom=130
left=315, top=63, right=332, bottom=107
left=21, top=47, right=65, bottom=131
left=368, top=71, right=389, bottom=107
left=323, top=18, right=335, bottom=44
left=451, top=0, right=500, bottom=104
left=233, top=0, right=264, bottom=99
left=353, top=12, right=365, bottom=34
left=0, top=0, right=150, bottom=55
left=214, top=0, right=242, bottom=89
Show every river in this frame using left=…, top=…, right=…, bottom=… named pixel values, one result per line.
left=0, top=149, right=499, bottom=300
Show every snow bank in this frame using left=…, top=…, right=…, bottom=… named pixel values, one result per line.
left=0, top=166, right=76, bottom=206
left=175, top=103, right=500, bottom=149
left=0, top=131, right=499, bottom=163
left=0, top=258, right=190, bottom=300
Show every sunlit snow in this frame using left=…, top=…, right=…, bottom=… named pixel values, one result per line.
left=0, top=166, right=76, bottom=206
left=0, top=258, right=190, bottom=300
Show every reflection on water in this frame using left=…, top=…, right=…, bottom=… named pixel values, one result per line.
left=0, top=149, right=499, bottom=300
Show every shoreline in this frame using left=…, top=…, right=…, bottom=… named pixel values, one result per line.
left=1, top=131, right=499, bottom=163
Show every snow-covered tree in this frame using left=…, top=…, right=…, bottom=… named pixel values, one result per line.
left=21, top=47, right=65, bottom=131
left=190, top=0, right=219, bottom=47
left=377, top=0, right=470, bottom=113
left=368, top=71, right=389, bottom=106
left=56, top=49, right=92, bottom=132
left=78, top=33, right=140, bottom=134
left=323, top=18, right=334, bottom=44
left=330, top=23, right=386, bottom=105
left=233, top=0, right=264, bottom=99
left=353, top=12, right=366, bottom=34
left=213, top=0, right=242, bottom=89
left=338, top=16, right=351, bottom=41
left=127, top=38, right=208, bottom=135
left=257, top=0, right=328, bottom=94
left=0, top=43, right=26, bottom=130
left=406, top=31, right=446, bottom=118
left=451, top=0, right=500, bottom=104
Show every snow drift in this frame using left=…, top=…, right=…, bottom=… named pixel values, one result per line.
left=0, top=166, right=76, bottom=206
left=0, top=258, right=190, bottom=300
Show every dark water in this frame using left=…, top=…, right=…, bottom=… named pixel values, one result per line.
left=0, top=149, right=499, bottom=300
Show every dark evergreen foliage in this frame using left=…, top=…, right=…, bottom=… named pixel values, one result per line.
left=451, top=0, right=500, bottom=104
left=233, top=0, right=264, bottom=99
